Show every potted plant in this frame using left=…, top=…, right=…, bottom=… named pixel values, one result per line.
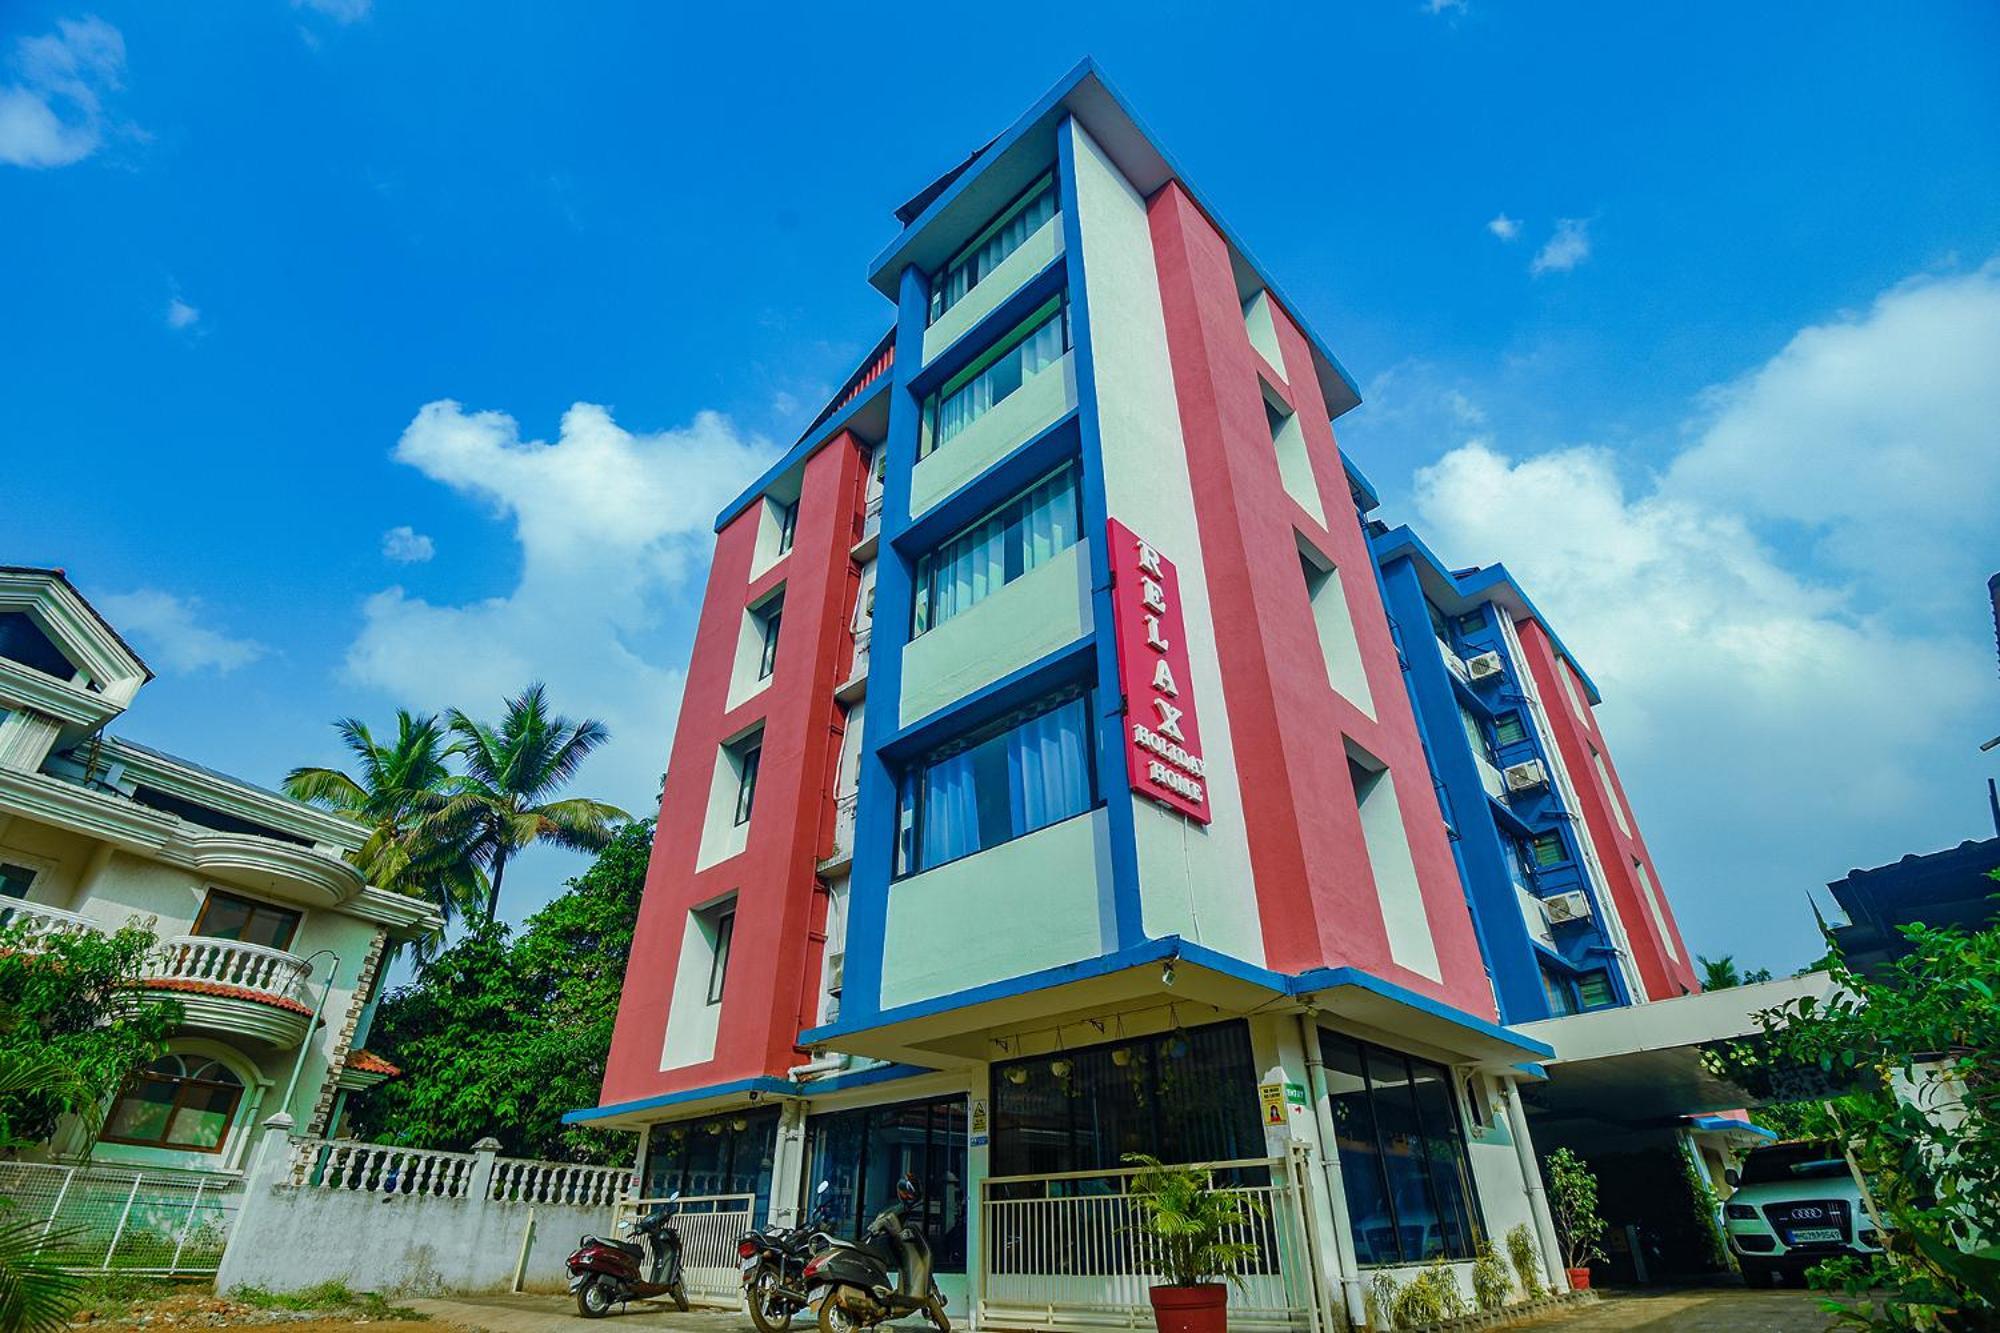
left=1122, top=1154, right=1261, bottom=1333
left=1546, top=1148, right=1607, bottom=1291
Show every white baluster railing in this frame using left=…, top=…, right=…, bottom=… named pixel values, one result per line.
left=286, top=1139, right=480, bottom=1198
left=489, top=1158, right=629, bottom=1207
left=146, top=935, right=315, bottom=1008
left=0, top=900, right=105, bottom=948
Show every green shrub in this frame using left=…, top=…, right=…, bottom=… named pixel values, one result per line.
left=1505, top=1222, right=1544, bottom=1299
left=1390, top=1258, right=1467, bottom=1327
left=1471, top=1239, right=1512, bottom=1310
left=1365, top=1270, right=1399, bottom=1329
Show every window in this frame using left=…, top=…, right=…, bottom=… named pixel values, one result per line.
left=1456, top=704, right=1498, bottom=765
left=1494, top=713, right=1527, bottom=746
left=775, top=499, right=798, bottom=556
left=1525, top=832, right=1566, bottom=868
left=1539, top=968, right=1578, bottom=1018
left=194, top=890, right=300, bottom=951
left=757, top=602, right=784, bottom=680
left=0, top=862, right=34, bottom=898
left=806, top=1095, right=970, bottom=1273
left=102, top=1055, right=242, bottom=1152
left=921, top=295, right=1069, bottom=456
left=706, top=908, right=734, bottom=1005
left=1320, top=1032, right=1483, bottom=1265
left=0, top=611, right=78, bottom=680
left=643, top=1108, right=781, bottom=1219
left=992, top=1020, right=1264, bottom=1182
left=732, top=744, right=761, bottom=826
left=1423, top=598, right=1452, bottom=639
left=928, top=174, right=1056, bottom=324
left=913, top=466, right=1079, bottom=635
left=1576, top=970, right=1616, bottom=1009
left=895, top=689, right=1096, bottom=875
left=1458, top=609, right=1488, bottom=632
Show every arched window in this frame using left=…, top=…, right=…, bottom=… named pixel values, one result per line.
left=102, top=1055, right=243, bottom=1153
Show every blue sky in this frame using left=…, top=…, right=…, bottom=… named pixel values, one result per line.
left=5, top=1, right=1996, bottom=975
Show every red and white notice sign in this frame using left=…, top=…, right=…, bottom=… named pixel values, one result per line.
left=1108, top=518, right=1211, bottom=824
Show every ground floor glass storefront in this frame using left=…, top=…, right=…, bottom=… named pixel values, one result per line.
left=642, top=1107, right=782, bottom=1222
left=805, top=1094, right=969, bottom=1273
left=1319, top=1031, right=1483, bottom=1266
left=991, top=1019, right=1266, bottom=1183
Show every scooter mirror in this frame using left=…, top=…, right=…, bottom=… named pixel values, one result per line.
left=816, top=1181, right=830, bottom=1196
left=668, top=1191, right=681, bottom=1202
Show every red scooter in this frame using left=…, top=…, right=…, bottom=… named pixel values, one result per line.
left=568, top=1194, right=690, bottom=1317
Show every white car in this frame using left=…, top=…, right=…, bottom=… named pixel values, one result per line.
left=1722, top=1139, right=1884, bottom=1287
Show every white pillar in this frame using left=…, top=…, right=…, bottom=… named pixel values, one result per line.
left=965, top=1065, right=992, bottom=1332
left=214, top=1112, right=297, bottom=1294
left=1501, top=1079, right=1568, bottom=1293
left=1297, top=1016, right=1367, bottom=1329
left=770, top=1099, right=810, bottom=1226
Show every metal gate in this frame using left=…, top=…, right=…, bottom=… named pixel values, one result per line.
left=613, top=1192, right=756, bottom=1307
left=0, top=1161, right=241, bottom=1275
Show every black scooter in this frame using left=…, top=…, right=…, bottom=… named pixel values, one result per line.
left=739, top=1180, right=835, bottom=1333
left=801, top=1175, right=951, bottom=1333
left=567, top=1194, right=690, bottom=1317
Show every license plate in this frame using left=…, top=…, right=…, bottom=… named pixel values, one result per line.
left=1789, top=1227, right=1842, bottom=1243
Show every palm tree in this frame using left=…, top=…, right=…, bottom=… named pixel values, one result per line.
left=433, top=683, right=629, bottom=921
left=284, top=711, right=484, bottom=934
left=1698, top=954, right=1743, bottom=991
left=0, top=1045, right=85, bottom=1333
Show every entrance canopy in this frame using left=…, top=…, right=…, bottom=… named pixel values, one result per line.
left=1512, top=972, right=1838, bottom=1142
left=800, top=935, right=1550, bottom=1072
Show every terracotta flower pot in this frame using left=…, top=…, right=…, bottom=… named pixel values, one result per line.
left=1148, top=1284, right=1229, bottom=1333
left=1565, top=1266, right=1593, bottom=1291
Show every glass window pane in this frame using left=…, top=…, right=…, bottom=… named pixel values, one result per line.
left=105, top=1076, right=178, bottom=1144
left=1321, top=1036, right=1399, bottom=1266
left=1495, top=714, right=1527, bottom=746
left=1407, top=1060, right=1480, bottom=1259
left=195, top=894, right=253, bottom=941
left=910, top=692, right=1093, bottom=873
left=165, top=1081, right=238, bottom=1150
left=932, top=179, right=1055, bottom=322
left=1367, top=1047, right=1448, bottom=1262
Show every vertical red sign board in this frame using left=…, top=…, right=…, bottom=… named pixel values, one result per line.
left=1107, top=518, right=1212, bottom=824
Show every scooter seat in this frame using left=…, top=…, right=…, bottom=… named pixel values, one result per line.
left=582, top=1235, right=644, bottom=1260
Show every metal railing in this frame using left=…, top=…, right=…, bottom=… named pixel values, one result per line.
left=0, top=899, right=102, bottom=946
left=0, top=1162, right=240, bottom=1275
left=489, top=1157, right=628, bottom=1207
left=146, top=935, right=317, bottom=1007
left=613, top=1193, right=757, bottom=1306
left=980, top=1157, right=1321, bottom=1333
left=287, top=1139, right=480, bottom=1197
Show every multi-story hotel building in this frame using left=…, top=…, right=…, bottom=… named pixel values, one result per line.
left=0, top=565, right=439, bottom=1175
left=577, top=62, right=1702, bottom=1321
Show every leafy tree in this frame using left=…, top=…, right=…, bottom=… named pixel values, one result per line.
left=434, top=683, right=630, bottom=921
left=1120, top=1154, right=1263, bottom=1288
left=284, top=710, right=485, bottom=941
left=1747, top=904, right=2000, bottom=1329
left=0, top=923, right=179, bottom=1147
left=1698, top=954, right=1774, bottom=990
left=1546, top=1148, right=1607, bottom=1273
left=349, top=821, right=653, bottom=1162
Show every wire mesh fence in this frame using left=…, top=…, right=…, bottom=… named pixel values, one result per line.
left=0, top=1161, right=241, bottom=1274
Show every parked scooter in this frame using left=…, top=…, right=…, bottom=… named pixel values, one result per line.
left=567, top=1193, right=691, bottom=1317
left=801, top=1175, right=951, bottom=1333
left=739, top=1181, right=836, bottom=1333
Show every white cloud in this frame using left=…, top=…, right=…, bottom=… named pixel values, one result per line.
left=379, top=525, right=435, bottom=563
left=166, top=297, right=199, bottom=330
left=1407, top=261, right=2000, bottom=970
left=1530, top=217, right=1591, bottom=275
left=0, top=16, right=124, bottom=168
left=293, top=0, right=373, bottom=21
left=1486, top=213, right=1520, bottom=242
left=97, top=589, right=267, bottom=674
left=345, top=400, right=769, bottom=814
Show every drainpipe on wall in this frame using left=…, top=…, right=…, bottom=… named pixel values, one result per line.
left=1298, top=1013, right=1367, bottom=1328
left=1502, top=1078, right=1569, bottom=1294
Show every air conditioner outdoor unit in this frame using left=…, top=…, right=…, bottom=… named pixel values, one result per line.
left=1503, top=759, right=1549, bottom=792
left=1466, top=652, right=1504, bottom=681
left=825, top=951, right=845, bottom=996
left=1540, top=891, right=1593, bottom=926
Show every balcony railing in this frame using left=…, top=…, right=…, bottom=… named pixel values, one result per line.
left=0, top=899, right=102, bottom=947
left=144, top=935, right=316, bottom=1010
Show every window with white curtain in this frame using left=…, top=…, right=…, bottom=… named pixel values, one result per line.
left=929, top=175, right=1057, bottom=324
left=895, top=688, right=1096, bottom=876
left=921, top=296, right=1069, bottom=457
left=913, top=465, right=1079, bottom=636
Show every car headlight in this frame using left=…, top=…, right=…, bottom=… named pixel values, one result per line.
left=1725, top=1204, right=1758, bottom=1220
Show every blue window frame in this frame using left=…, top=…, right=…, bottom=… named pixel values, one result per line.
left=913, top=465, right=1079, bottom=636
left=895, top=688, right=1098, bottom=876
left=920, top=295, right=1069, bottom=457
left=928, top=174, right=1057, bottom=324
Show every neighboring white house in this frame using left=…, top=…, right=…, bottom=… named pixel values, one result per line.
left=0, top=565, right=441, bottom=1175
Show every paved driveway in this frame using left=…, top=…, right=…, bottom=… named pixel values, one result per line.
left=407, top=1293, right=750, bottom=1333
left=1517, top=1286, right=1840, bottom=1331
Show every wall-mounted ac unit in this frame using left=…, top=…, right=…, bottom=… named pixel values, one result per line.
left=826, top=951, right=845, bottom=996
left=1503, top=759, right=1549, bottom=792
left=1541, top=891, right=1593, bottom=926
left=1466, top=652, right=1504, bottom=681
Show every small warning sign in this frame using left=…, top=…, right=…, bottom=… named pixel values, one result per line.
left=1258, top=1082, right=1286, bottom=1127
